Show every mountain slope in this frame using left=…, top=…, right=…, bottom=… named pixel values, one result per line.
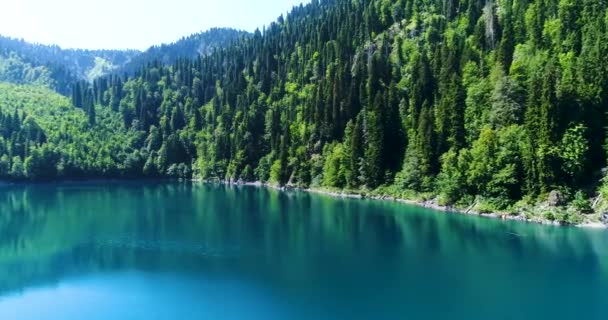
left=0, top=50, right=77, bottom=95
left=0, top=82, right=137, bottom=180
left=0, top=29, right=249, bottom=91
left=120, top=28, right=251, bottom=74
left=0, top=35, right=139, bottom=82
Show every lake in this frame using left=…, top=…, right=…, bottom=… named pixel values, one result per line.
left=0, top=182, right=606, bottom=319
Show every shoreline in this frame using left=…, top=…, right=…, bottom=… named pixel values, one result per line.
left=199, top=180, right=607, bottom=230
left=3, top=178, right=605, bottom=229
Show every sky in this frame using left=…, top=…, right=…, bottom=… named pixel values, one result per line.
left=0, top=0, right=309, bottom=50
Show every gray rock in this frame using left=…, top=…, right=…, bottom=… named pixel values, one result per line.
left=547, top=190, right=565, bottom=207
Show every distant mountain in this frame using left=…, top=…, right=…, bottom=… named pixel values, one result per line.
left=0, top=28, right=250, bottom=92
left=121, top=28, right=250, bottom=74
left=0, top=51, right=73, bottom=94
left=0, top=35, right=139, bottom=81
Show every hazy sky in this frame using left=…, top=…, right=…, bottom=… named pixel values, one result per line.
left=0, top=0, right=309, bottom=50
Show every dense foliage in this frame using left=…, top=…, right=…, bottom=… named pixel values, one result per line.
left=3, top=0, right=608, bottom=215
left=0, top=82, right=138, bottom=180
left=0, top=50, right=77, bottom=95
left=0, top=28, right=250, bottom=90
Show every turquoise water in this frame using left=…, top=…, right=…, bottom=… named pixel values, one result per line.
left=0, top=182, right=606, bottom=319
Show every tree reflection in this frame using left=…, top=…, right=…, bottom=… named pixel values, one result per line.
left=0, top=182, right=606, bottom=311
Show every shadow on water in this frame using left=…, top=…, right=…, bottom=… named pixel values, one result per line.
left=0, top=182, right=607, bottom=319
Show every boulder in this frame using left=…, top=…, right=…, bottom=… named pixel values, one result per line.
left=547, top=190, right=565, bottom=207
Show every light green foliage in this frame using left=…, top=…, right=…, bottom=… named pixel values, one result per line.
left=9, top=156, right=24, bottom=179
left=436, top=148, right=470, bottom=205
left=269, top=160, right=283, bottom=185
left=463, top=64, right=492, bottom=143
left=438, top=125, right=525, bottom=208
left=468, top=128, right=498, bottom=195
left=322, top=143, right=347, bottom=188
left=570, top=191, right=592, bottom=214
left=24, top=145, right=59, bottom=180
left=0, top=82, right=138, bottom=180
left=559, top=124, right=588, bottom=183
left=489, top=125, right=526, bottom=200
left=0, top=53, right=55, bottom=89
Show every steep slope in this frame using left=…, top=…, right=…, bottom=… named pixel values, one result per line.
left=0, top=82, right=137, bottom=180
left=0, top=29, right=248, bottom=91
left=120, top=28, right=250, bottom=74
left=0, top=35, right=140, bottom=83
left=0, top=51, right=77, bottom=95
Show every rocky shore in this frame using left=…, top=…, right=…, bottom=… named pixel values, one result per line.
left=198, top=179, right=607, bottom=229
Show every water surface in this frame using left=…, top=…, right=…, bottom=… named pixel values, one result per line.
left=0, top=182, right=606, bottom=319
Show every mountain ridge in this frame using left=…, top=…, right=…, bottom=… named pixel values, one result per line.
left=0, top=28, right=250, bottom=89
left=120, top=28, right=251, bottom=74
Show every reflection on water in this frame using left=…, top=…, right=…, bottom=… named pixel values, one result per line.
left=0, top=182, right=607, bottom=319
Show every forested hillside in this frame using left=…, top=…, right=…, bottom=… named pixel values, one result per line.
left=0, top=35, right=139, bottom=84
left=0, top=29, right=249, bottom=92
left=120, top=28, right=250, bottom=74
left=0, top=82, right=138, bottom=180
left=0, top=51, right=78, bottom=95
left=3, top=0, right=608, bottom=219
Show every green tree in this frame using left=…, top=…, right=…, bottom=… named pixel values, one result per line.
left=560, top=123, right=589, bottom=184
left=10, top=156, right=24, bottom=179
